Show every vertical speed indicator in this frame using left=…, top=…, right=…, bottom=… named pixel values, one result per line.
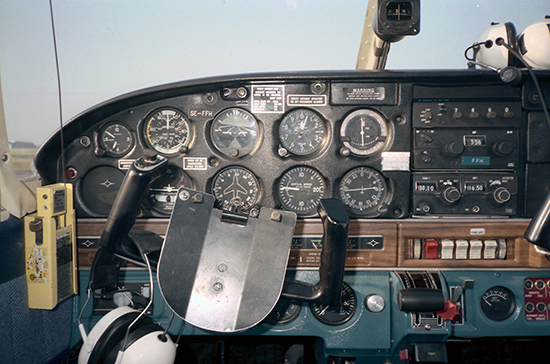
left=277, top=166, right=326, bottom=216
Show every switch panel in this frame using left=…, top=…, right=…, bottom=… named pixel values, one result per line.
left=406, top=238, right=508, bottom=261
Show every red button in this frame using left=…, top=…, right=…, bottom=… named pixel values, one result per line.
left=425, top=239, right=439, bottom=259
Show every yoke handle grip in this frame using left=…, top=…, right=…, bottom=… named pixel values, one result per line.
left=281, top=199, right=349, bottom=306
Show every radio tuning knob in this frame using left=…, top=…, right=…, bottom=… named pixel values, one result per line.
left=443, top=186, right=461, bottom=203
left=446, top=142, right=464, bottom=157
left=494, top=187, right=511, bottom=204
left=493, top=141, right=514, bottom=156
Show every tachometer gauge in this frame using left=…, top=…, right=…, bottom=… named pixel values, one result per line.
left=147, top=167, right=193, bottom=215
left=277, top=166, right=326, bottom=216
left=338, top=167, right=389, bottom=216
left=278, top=108, right=328, bottom=156
left=480, top=286, right=516, bottom=321
left=310, top=282, right=357, bottom=326
left=98, top=122, right=134, bottom=156
left=144, top=108, right=192, bottom=154
left=212, top=166, right=261, bottom=210
left=211, top=108, right=260, bottom=158
left=340, top=109, right=389, bottom=157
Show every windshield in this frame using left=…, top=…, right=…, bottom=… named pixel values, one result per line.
left=0, top=0, right=548, bottom=151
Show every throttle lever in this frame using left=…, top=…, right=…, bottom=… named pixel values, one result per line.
left=281, top=199, right=349, bottom=306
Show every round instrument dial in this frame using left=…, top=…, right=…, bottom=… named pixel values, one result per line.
left=277, top=166, right=326, bottom=216
left=264, top=298, right=301, bottom=326
left=98, top=122, right=134, bottom=156
left=310, top=282, right=357, bottom=326
left=480, top=286, right=516, bottom=321
left=340, top=109, right=389, bottom=157
left=144, top=108, right=191, bottom=154
left=212, top=166, right=261, bottom=210
left=338, top=167, right=389, bottom=216
left=278, top=108, right=327, bottom=156
left=147, top=167, right=193, bottom=215
left=211, top=108, right=260, bottom=158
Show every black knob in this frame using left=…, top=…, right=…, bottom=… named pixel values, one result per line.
left=143, top=149, right=159, bottom=164
left=443, top=187, right=461, bottom=203
left=493, top=141, right=514, bottom=156
left=446, top=142, right=464, bottom=157
left=486, top=111, right=498, bottom=119
left=29, top=219, right=43, bottom=232
left=493, top=187, right=511, bottom=204
left=503, top=111, right=515, bottom=119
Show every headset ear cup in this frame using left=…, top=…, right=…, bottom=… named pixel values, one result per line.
left=504, top=22, right=519, bottom=66
left=81, top=306, right=174, bottom=364
left=476, top=22, right=518, bottom=68
left=87, top=309, right=142, bottom=364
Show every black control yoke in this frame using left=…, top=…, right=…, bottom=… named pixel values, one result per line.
left=282, top=199, right=349, bottom=306
left=89, top=149, right=349, bottom=307
left=524, top=189, right=550, bottom=251
left=88, top=150, right=167, bottom=291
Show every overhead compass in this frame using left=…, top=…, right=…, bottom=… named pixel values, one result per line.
left=278, top=108, right=328, bottom=157
left=211, top=166, right=261, bottom=210
left=340, top=109, right=389, bottom=157
left=211, top=108, right=260, bottom=158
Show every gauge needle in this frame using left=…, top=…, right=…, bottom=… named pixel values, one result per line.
left=105, top=131, right=115, bottom=138
left=300, top=115, right=308, bottom=130
left=360, top=118, right=365, bottom=146
left=281, top=186, right=300, bottom=191
left=345, top=186, right=378, bottom=193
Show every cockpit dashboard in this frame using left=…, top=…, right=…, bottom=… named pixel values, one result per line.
left=34, top=69, right=550, bottom=363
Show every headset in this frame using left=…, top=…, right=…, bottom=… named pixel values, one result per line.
left=473, top=22, right=519, bottom=69
left=468, top=18, right=550, bottom=70
left=77, top=248, right=178, bottom=364
left=518, top=20, right=550, bottom=70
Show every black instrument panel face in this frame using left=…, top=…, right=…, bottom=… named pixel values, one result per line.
left=50, top=76, right=411, bottom=218
left=35, top=71, right=549, bottom=219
